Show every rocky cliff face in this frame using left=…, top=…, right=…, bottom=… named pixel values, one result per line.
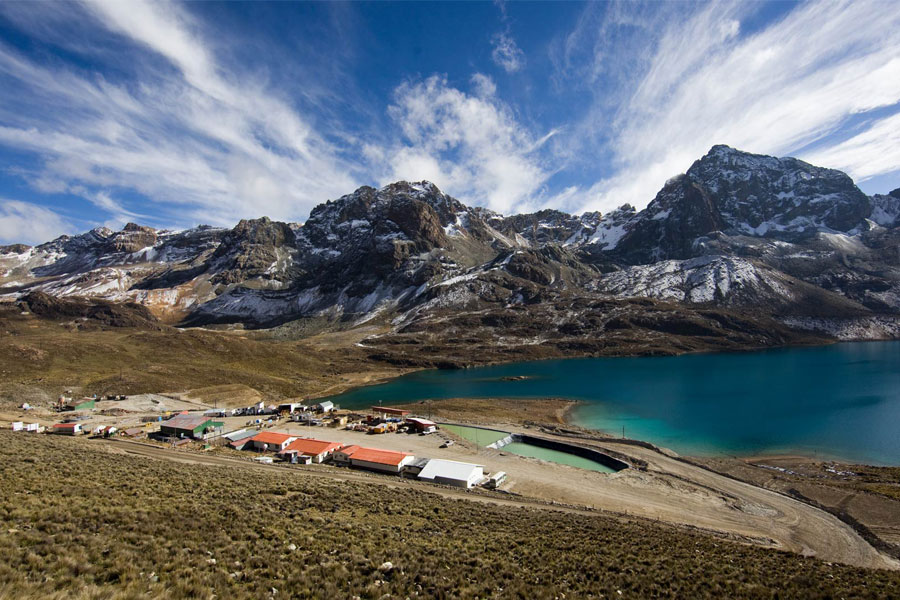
left=593, top=145, right=879, bottom=265
left=1, top=146, right=898, bottom=352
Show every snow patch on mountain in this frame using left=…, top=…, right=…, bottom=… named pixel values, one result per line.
left=595, top=255, right=794, bottom=305
left=781, top=316, right=900, bottom=340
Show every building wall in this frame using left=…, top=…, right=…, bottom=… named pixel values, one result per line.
left=431, top=468, right=483, bottom=488
left=349, top=455, right=414, bottom=473
left=310, top=451, right=329, bottom=463
left=252, top=440, right=293, bottom=452
left=349, top=459, right=401, bottom=473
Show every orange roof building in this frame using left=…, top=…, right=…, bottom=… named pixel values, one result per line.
left=250, top=431, right=297, bottom=452
left=336, top=445, right=415, bottom=473
left=279, top=438, right=343, bottom=463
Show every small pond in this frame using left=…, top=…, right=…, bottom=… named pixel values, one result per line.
left=440, top=424, right=619, bottom=474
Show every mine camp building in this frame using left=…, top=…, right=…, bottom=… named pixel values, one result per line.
left=334, top=445, right=415, bottom=473
left=249, top=431, right=297, bottom=452
left=63, top=397, right=96, bottom=411
left=224, top=429, right=257, bottom=450
left=51, top=422, right=83, bottom=435
left=406, top=417, right=437, bottom=434
left=314, top=401, right=335, bottom=413
left=371, top=406, right=410, bottom=418
left=160, top=415, right=224, bottom=440
left=278, top=438, right=343, bottom=463
left=416, top=459, right=484, bottom=488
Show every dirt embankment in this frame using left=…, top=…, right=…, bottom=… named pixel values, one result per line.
left=392, top=396, right=578, bottom=426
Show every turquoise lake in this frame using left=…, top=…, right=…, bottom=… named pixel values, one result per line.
left=324, top=341, right=900, bottom=465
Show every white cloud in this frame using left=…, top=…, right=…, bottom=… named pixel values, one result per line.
left=470, top=72, right=497, bottom=98
left=384, top=75, right=549, bottom=214
left=0, top=199, right=72, bottom=245
left=804, top=112, right=900, bottom=183
left=491, top=32, right=525, bottom=73
left=0, top=0, right=361, bottom=229
left=564, top=0, right=900, bottom=214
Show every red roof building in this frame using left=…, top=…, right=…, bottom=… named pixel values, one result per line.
left=51, top=422, right=83, bottom=435
left=250, top=431, right=297, bottom=452
left=337, top=445, right=415, bottom=473
left=406, top=417, right=437, bottom=433
left=278, top=438, right=343, bottom=463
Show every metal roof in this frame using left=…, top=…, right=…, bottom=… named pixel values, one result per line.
left=251, top=431, right=295, bottom=445
left=280, top=438, right=343, bottom=456
left=417, top=459, right=483, bottom=483
left=347, top=447, right=412, bottom=466
left=163, top=415, right=215, bottom=431
left=224, top=429, right=256, bottom=442
left=372, top=407, right=410, bottom=415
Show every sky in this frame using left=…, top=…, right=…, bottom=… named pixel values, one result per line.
left=0, top=0, right=899, bottom=244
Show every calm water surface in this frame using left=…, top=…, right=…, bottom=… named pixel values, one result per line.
left=325, top=341, right=900, bottom=465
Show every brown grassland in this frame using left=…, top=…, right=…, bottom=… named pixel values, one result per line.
left=0, top=306, right=405, bottom=405
left=1, top=431, right=899, bottom=599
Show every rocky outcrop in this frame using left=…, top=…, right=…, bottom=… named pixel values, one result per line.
left=17, top=291, right=161, bottom=329
left=0, top=244, right=31, bottom=254
left=611, top=176, right=727, bottom=264
left=209, top=217, right=296, bottom=285
left=107, top=223, right=158, bottom=253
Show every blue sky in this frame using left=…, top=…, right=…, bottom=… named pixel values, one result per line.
left=0, top=0, right=899, bottom=244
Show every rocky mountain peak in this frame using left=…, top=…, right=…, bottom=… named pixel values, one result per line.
left=209, top=217, right=296, bottom=284
left=686, top=145, right=870, bottom=234
left=610, top=175, right=727, bottom=264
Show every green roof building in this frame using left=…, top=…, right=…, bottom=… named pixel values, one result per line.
left=160, top=415, right=225, bottom=439
left=67, top=398, right=95, bottom=411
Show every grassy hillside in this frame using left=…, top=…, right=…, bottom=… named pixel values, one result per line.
left=1, top=432, right=898, bottom=599
left=0, top=306, right=400, bottom=406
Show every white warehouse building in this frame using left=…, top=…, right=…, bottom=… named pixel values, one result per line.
left=416, top=459, right=484, bottom=489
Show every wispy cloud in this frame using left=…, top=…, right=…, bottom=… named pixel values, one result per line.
left=489, top=0, right=525, bottom=74
left=804, top=112, right=900, bottom=184
left=0, top=199, right=72, bottom=245
left=0, top=0, right=361, bottom=228
left=559, top=0, right=900, bottom=213
left=383, top=74, right=551, bottom=214
left=491, top=32, right=525, bottom=73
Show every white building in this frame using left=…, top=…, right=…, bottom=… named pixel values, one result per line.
left=417, top=459, right=484, bottom=488
left=314, top=401, right=334, bottom=413
left=249, top=432, right=297, bottom=452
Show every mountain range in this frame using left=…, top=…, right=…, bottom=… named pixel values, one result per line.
left=2, top=145, right=899, bottom=366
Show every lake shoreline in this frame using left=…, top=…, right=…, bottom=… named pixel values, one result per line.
left=324, top=340, right=900, bottom=467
